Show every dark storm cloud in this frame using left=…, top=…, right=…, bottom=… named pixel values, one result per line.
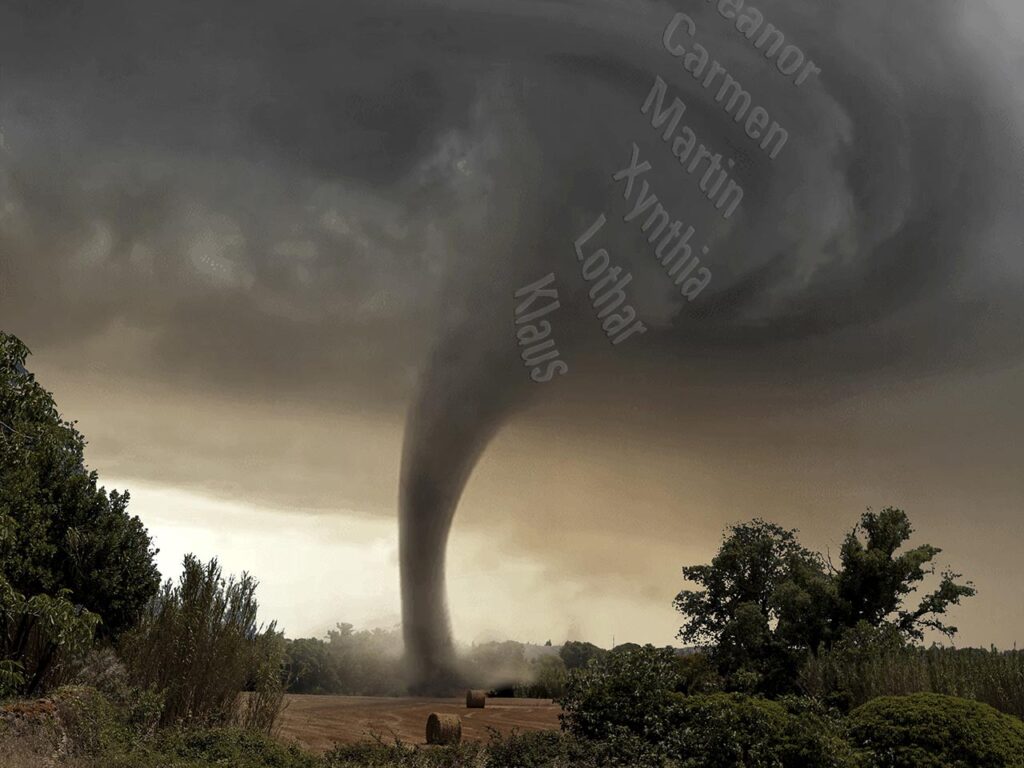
left=2, top=0, right=1023, bottom=683
left=2, top=0, right=1020, bottom=390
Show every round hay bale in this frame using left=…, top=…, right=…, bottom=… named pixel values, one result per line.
left=466, top=689, right=487, bottom=708
left=425, top=712, right=462, bottom=745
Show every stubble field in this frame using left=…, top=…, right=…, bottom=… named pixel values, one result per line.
left=275, top=695, right=563, bottom=751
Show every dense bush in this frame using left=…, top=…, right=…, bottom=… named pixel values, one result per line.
left=119, top=555, right=286, bottom=729
left=667, top=694, right=855, bottom=768
left=74, top=648, right=164, bottom=734
left=559, top=644, right=681, bottom=744
left=848, top=693, right=1024, bottom=768
left=560, top=645, right=857, bottom=766
left=673, top=651, right=722, bottom=695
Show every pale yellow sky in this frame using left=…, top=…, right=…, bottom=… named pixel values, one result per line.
left=31, top=354, right=1024, bottom=650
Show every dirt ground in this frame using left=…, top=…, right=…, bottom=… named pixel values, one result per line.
left=275, top=695, right=563, bottom=751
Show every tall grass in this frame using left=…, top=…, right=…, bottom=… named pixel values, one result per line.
left=119, top=555, right=286, bottom=730
left=801, top=643, right=1024, bottom=718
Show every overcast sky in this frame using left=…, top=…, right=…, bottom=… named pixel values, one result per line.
left=2, top=0, right=1023, bottom=648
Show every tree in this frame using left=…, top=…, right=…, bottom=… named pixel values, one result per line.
left=520, top=654, right=568, bottom=699
left=610, top=642, right=642, bottom=654
left=674, top=520, right=823, bottom=692
left=559, top=640, right=607, bottom=671
left=675, top=510, right=975, bottom=695
left=284, top=637, right=340, bottom=694
left=835, top=508, right=975, bottom=641
left=0, top=332, right=160, bottom=638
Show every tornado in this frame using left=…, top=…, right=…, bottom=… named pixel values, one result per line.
left=396, top=0, right=1024, bottom=691
left=399, top=331, right=521, bottom=691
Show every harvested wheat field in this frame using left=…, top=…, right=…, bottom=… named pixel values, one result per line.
left=275, top=695, right=562, bottom=751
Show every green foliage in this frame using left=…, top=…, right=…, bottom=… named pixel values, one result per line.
left=322, top=739, right=486, bottom=768
left=675, top=520, right=822, bottom=694
left=327, top=623, right=406, bottom=695
left=534, top=654, right=568, bottom=699
left=239, top=628, right=289, bottom=734
left=74, top=648, right=165, bottom=734
left=52, top=685, right=132, bottom=757
left=848, top=693, right=1024, bottom=768
left=515, top=654, right=568, bottom=699
left=323, top=730, right=612, bottom=768
left=0, top=332, right=160, bottom=642
left=559, top=644, right=681, bottom=745
left=558, top=641, right=607, bottom=671
left=799, top=623, right=921, bottom=711
left=152, top=726, right=319, bottom=768
left=285, top=624, right=406, bottom=696
left=119, top=555, right=286, bottom=728
left=0, top=571, right=100, bottom=693
left=836, top=509, right=975, bottom=641
left=286, top=636, right=344, bottom=694
left=465, top=640, right=532, bottom=688
left=559, top=645, right=853, bottom=767
left=0, top=658, right=25, bottom=697
left=673, top=651, right=722, bottom=695
left=666, top=694, right=856, bottom=768
left=675, top=510, right=975, bottom=695
left=800, top=625, right=1024, bottom=718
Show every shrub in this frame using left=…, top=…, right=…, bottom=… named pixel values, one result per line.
left=323, top=738, right=487, bottom=768
left=74, top=648, right=164, bottom=734
left=799, top=623, right=925, bottom=711
left=559, top=641, right=607, bottom=672
left=559, top=644, right=681, bottom=744
left=285, top=624, right=406, bottom=697
left=922, top=646, right=1024, bottom=719
left=323, top=731, right=609, bottom=768
left=155, top=726, right=319, bottom=768
left=52, top=685, right=130, bottom=757
left=486, top=728, right=627, bottom=768
left=674, top=651, right=721, bottom=695
left=119, top=555, right=286, bottom=729
left=848, top=693, right=1024, bottom=768
left=666, top=694, right=855, bottom=768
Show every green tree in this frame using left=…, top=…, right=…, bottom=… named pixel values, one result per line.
left=675, top=510, right=975, bottom=695
left=0, top=332, right=160, bottom=638
left=0, top=332, right=160, bottom=691
left=559, top=641, right=607, bottom=671
left=284, top=637, right=340, bottom=694
left=674, top=520, right=822, bottom=693
left=835, top=508, right=975, bottom=641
